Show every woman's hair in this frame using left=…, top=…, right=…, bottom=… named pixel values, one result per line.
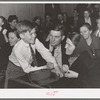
left=80, top=23, right=92, bottom=31
left=8, top=15, right=18, bottom=23
left=0, top=16, right=7, bottom=28
left=67, top=32, right=81, bottom=46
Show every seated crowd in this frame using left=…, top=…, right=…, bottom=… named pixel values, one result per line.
left=1, top=4, right=100, bottom=88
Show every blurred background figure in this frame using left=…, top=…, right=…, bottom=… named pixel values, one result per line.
left=7, top=15, right=18, bottom=36
left=69, top=9, right=79, bottom=32
left=45, top=4, right=61, bottom=19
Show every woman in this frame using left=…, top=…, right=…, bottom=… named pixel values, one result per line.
left=0, top=31, right=20, bottom=83
left=65, top=32, right=100, bottom=88
left=80, top=23, right=100, bottom=58
left=71, top=23, right=100, bottom=59
left=0, top=16, right=8, bottom=47
left=7, top=15, right=18, bottom=34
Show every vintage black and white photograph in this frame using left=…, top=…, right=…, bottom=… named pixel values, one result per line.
left=0, top=2, right=100, bottom=89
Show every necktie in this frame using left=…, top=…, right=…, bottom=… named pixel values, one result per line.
left=29, top=44, right=38, bottom=67
left=52, top=47, right=56, bottom=56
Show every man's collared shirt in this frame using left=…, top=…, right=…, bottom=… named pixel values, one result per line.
left=49, top=44, right=62, bottom=69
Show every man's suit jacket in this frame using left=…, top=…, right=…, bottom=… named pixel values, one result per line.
left=36, top=41, right=69, bottom=66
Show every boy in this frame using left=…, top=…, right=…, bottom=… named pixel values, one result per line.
left=5, top=20, right=63, bottom=88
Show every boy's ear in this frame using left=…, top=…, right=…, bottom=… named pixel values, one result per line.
left=20, top=34, right=24, bottom=39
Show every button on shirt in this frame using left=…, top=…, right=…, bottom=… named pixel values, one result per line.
left=9, top=39, right=57, bottom=73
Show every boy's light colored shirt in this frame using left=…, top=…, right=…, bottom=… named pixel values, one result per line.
left=9, top=38, right=57, bottom=73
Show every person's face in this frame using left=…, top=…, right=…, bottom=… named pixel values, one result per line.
left=20, top=28, right=37, bottom=44
left=8, top=32, right=20, bottom=46
left=49, top=30, right=64, bottom=47
left=35, top=19, right=41, bottom=26
left=80, top=26, right=92, bottom=40
left=97, top=19, right=100, bottom=29
left=9, top=19, right=17, bottom=29
left=63, top=14, right=67, bottom=20
left=84, top=11, right=90, bottom=18
left=57, top=14, right=63, bottom=21
left=65, top=38, right=75, bottom=55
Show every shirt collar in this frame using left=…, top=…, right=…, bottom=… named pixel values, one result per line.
left=49, top=44, right=61, bottom=52
left=20, top=39, right=29, bottom=47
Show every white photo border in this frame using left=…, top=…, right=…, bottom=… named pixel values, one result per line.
left=0, top=1, right=100, bottom=98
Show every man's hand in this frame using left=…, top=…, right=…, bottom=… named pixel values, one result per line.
left=46, top=62, right=64, bottom=77
left=53, top=65, right=64, bottom=78
left=55, top=69, right=64, bottom=78
left=62, top=64, right=69, bottom=73
left=65, top=70, right=78, bottom=78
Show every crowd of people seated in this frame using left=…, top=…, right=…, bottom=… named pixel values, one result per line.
left=1, top=4, right=100, bottom=88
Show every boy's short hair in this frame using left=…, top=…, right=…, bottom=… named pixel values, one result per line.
left=16, top=20, right=35, bottom=34
left=8, top=15, right=18, bottom=22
